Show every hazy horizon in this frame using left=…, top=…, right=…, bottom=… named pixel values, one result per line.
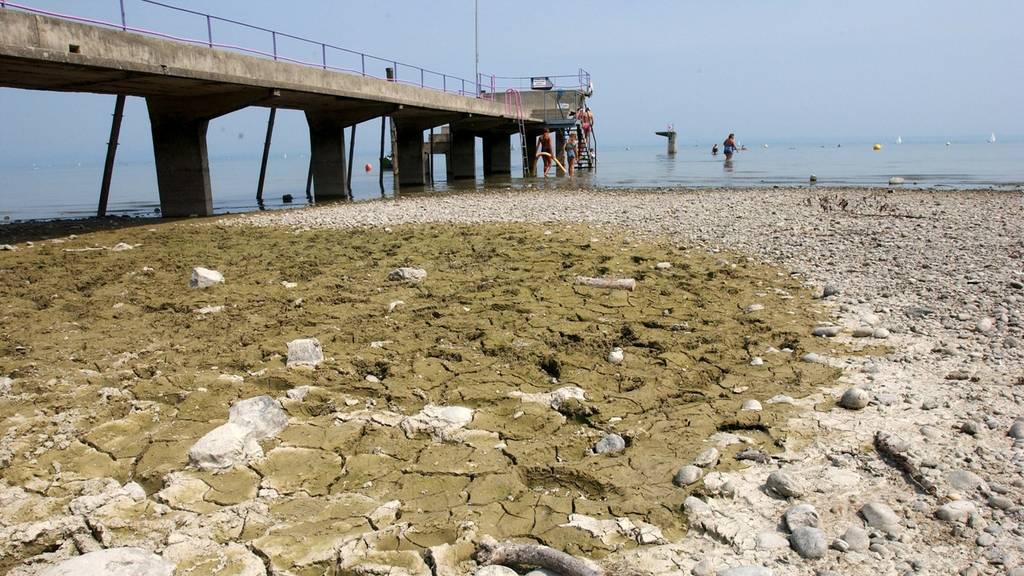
left=1, top=0, right=1022, bottom=166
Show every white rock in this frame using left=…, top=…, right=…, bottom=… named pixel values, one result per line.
left=195, top=305, right=224, bottom=315
left=607, top=347, right=624, bottom=364
left=229, top=395, right=288, bottom=440
left=0, top=376, right=11, bottom=395
left=694, top=447, right=720, bottom=467
left=1009, top=420, right=1024, bottom=440
left=766, top=470, right=804, bottom=498
left=744, top=303, right=765, bottom=314
left=110, top=242, right=135, bottom=252
left=766, top=394, right=794, bottom=405
left=594, top=433, right=626, bottom=454
left=718, top=567, right=773, bottom=576
left=365, top=374, right=380, bottom=383
left=750, top=357, right=764, bottom=366
left=286, top=386, right=310, bottom=401
left=388, top=267, right=427, bottom=282
left=839, top=387, right=870, bottom=410
left=872, top=328, right=891, bottom=339
left=741, top=399, right=763, bottom=412
left=889, top=177, right=905, bottom=185
left=976, top=317, right=997, bottom=334
left=0, top=244, right=15, bottom=251
left=123, top=481, right=147, bottom=502
left=703, top=472, right=734, bottom=496
left=655, top=261, right=672, bottom=270
left=400, top=405, right=474, bottom=441
left=189, top=267, right=224, bottom=289
left=801, top=352, right=826, bottom=364
left=40, top=547, right=175, bottom=576
left=510, top=386, right=586, bottom=411
left=811, top=325, right=841, bottom=337
left=187, top=422, right=262, bottom=470
left=387, top=300, right=405, bottom=314
left=860, top=502, right=900, bottom=533
left=286, top=338, right=324, bottom=367
left=674, top=465, right=703, bottom=486
left=783, top=503, right=819, bottom=531
left=281, top=281, right=298, bottom=289
left=936, top=500, right=977, bottom=523
left=756, top=531, right=789, bottom=551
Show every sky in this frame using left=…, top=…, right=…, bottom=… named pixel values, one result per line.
left=1, top=0, right=1022, bottom=166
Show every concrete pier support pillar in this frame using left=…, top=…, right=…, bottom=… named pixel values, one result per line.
left=395, top=125, right=426, bottom=187
left=147, top=102, right=213, bottom=217
left=525, top=132, right=538, bottom=176
left=446, top=129, right=476, bottom=180
left=482, top=133, right=511, bottom=176
left=304, top=111, right=349, bottom=200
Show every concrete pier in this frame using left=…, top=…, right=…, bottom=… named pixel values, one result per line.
left=482, top=133, right=512, bottom=176
left=446, top=127, right=476, bottom=180
left=0, top=8, right=593, bottom=214
left=656, top=130, right=677, bottom=155
left=305, top=111, right=349, bottom=200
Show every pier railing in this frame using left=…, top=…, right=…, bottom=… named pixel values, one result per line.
left=2, top=0, right=489, bottom=97
left=489, top=70, right=593, bottom=94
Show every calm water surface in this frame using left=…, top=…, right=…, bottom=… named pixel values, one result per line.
left=1, top=141, right=1022, bottom=221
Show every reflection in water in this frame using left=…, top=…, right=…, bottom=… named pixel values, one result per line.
left=723, top=158, right=734, bottom=172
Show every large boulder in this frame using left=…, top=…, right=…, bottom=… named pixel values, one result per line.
left=189, top=267, right=224, bottom=289
left=286, top=338, right=324, bottom=368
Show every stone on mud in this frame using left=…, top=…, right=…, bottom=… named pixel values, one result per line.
left=1008, top=420, right=1024, bottom=440
left=766, top=470, right=804, bottom=498
left=594, top=433, right=626, bottom=454
left=674, top=464, right=703, bottom=486
left=40, top=547, right=175, bottom=576
left=694, top=447, right=720, bottom=467
left=0, top=376, right=11, bottom=395
left=789, top=526, right=828, bottom=559
left=286, top=338, right=324, bottom=367
left=783, top=503, right=820, bottom=531
left=936, top=500, right=977, bottom=523
left=228, top=395, right=288, bottom=440
left=388, top=267, right=427, bottom=282
left=189, top=267, right=224, bottom=289
left=860, top=501, right=900, bottom=533
left=400, top=405, right=475, bottom=441
left=839, top=387, right=870, bottom=410
left=188, top=422, right=262, bottom=471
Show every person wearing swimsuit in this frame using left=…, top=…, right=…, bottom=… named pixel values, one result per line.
left=723, top=133, right=738, bottom=159
left=566, top=131, right=577, bottom=177
left=537, top=128, right=554, bottom=177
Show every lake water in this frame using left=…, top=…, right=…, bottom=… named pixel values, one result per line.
left=1, top=141, right=1022, bottom=222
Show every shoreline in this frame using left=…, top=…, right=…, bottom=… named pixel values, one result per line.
left=1, top=186, right=1022, bottom=575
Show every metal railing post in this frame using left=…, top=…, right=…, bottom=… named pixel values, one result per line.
left=442, top=75, right=446, bottom=93
left=119, top=0, right=126, bottom=30
left=361, top=54, right=366, bottom=76
left=420, top=68, right=424, bottom=87
left=393, top=61, right=397, bottom=82
left=321, top=44, right=326, bottom=69
left=461, top=78, right=465, bottom=95
left=271, top=31, right=277, bottom=60
left=206, top=15, right=212, bottom=47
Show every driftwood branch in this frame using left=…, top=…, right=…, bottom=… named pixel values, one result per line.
left=575, top=276, right=636, bottom=291
left=874, top=431, right=937, bottom=495
left=476, top=536, right=604, bottom=576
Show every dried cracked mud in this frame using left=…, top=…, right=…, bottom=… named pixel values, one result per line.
left=0, top=220, right=845, bottom=575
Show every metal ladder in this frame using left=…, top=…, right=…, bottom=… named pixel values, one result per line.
left=505, top=89, right=529, bottom=177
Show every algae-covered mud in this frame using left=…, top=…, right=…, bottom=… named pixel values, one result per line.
left=0, top=221, right=842, bottom=574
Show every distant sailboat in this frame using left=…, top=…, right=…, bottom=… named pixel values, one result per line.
left=989, top=133, right=997, bottom=144
left=896, top=136, right=902, bottom=145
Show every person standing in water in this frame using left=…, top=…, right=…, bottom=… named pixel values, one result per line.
left=723, top=133, right=738, bottom=159
left=566, top=131, right=578, bottom=177
left=711, top=144, right=719, bottom=156
left=536, top=128, right=554, bottom=177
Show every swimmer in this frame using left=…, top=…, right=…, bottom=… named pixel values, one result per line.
left=723, top=133, right=738, bottom=160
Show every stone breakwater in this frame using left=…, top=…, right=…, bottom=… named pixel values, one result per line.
left=0, top=185, right=1021, bottom=576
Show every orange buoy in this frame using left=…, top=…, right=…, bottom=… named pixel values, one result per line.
left=364, top=163, right=373, bottom=172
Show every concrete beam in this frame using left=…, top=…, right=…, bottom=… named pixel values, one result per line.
left=446, top=127, right=476, bottom=180
left=482, top=133, right=511, bottom=176
left=304, top=110, right=349, bottom=200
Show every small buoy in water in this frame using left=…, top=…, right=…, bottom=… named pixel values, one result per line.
left=763, top=144, right=769, bottom=148
left=873, top=143, right=882, bottom=151
left=282, top=194, right=294, bottom=203
left=364, top=163, right=373, bottom=172
left=946, top=141, right=952, bottom=146
left=809, top=174, right=817, bottom=183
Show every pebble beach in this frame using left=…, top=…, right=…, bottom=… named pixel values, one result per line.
left=2, top=185, right=1023, bottom=576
